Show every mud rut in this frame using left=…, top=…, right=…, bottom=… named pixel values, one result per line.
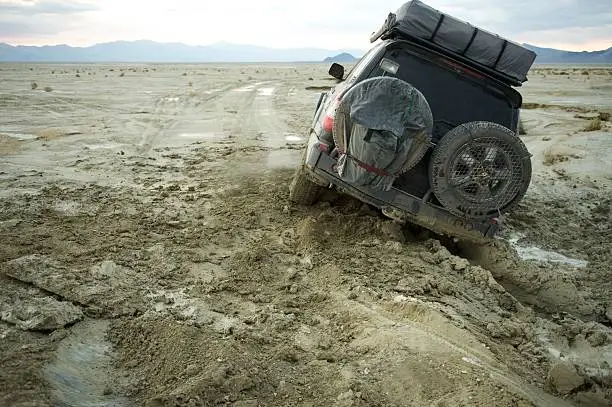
left=1, top=67, right=610, bottom=407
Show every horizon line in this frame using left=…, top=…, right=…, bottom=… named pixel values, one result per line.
left=1, top=39, right=610, bottom=53
left=0, top=39, right=368, bottom=52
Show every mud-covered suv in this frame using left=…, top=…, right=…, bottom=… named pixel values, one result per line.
left=289, top=0, right=536, bottom=243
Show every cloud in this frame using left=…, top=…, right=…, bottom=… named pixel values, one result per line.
left=0, top=0, right=97, bottom=41
left=0, top=0, right=98, bottom=15
left=0, top=0, right=609, bottom=51
left=432, top=0, right=612, bottom=50
left=429, top=0, right=612, bottom=34
left=516, top=25, right=612, bottom=50
left=0, top=18, right=60, bottom=37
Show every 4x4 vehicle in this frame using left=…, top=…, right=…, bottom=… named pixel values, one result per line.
left=289, top=0, right=536, bottom=243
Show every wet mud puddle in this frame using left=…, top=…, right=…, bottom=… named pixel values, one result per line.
left=506, top=233, right=588, bottom=267
left=44, top=319, right=130, bottom=407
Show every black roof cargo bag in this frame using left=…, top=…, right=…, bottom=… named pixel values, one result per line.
left=370, top=0, right=536, bottom=86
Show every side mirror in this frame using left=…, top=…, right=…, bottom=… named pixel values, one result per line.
left=328, top=63, right=345, bottom=80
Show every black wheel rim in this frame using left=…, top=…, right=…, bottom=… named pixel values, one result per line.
left=448, top=138, right=521, bottom=209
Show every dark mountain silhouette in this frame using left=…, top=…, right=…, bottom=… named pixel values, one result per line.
left=0, top=40, right=365, bottom=62
left=1, top=40, right=609, bottom=64
left=324, top=53, right=358, bottom=63
left=523, top=44, right=612, bottom=63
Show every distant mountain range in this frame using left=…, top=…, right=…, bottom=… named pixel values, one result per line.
left=0, top=40, right=364, bottom=63
left=0, top=40, right=610, bottom=63
left=523, top=44, right=612, bottom=63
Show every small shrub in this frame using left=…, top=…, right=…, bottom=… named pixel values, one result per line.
left=598, top=112, right=610, bottom=121
left=119, top=72, right=125, bottom=77
left=31, top=81, right=38, bottom=90
left=522, top=102, right=544, bottom=109
left=543, top=149, right=568, bottom=166
left=583, top=119, right=602, bottom=132
left=518, top=120, right=527, bottom=135
left=76, top=74, right=80, bottom=77
left=43, top=86, right=53, bottom=92
left=582, top=70, right=590, bottom=75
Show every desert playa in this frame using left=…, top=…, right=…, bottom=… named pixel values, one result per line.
left=0, top=63, right=611, bottom=406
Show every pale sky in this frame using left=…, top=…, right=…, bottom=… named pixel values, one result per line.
left=1, top=0, right=611, bottom=52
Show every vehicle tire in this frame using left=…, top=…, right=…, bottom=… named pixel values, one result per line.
left=332, top=78, right=432, bottom=174
left=289, top=150, right=322, bottom=205
left=429, top=121, right=531, bottom=220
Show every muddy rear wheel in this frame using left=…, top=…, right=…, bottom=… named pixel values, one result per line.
left=289, top=150, right=322, bottom=205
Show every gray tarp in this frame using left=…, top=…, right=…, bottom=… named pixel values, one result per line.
left=381, top=1, right=536, bottom=84
left=336, top=76, right=433, bottom=191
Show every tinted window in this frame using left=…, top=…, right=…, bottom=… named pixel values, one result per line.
left=344, top=44, right=384, bottom=83
left=328, top=44, right=384, bottom=101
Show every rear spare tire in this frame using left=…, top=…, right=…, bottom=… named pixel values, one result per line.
left=429, top=121, right=531, bottom=220
left=331, top=76, right=433, bottom=191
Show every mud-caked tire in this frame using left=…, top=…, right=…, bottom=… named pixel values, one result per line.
left=289, top=149, right=322, bottom=205
left=289, top=168, right=322, bottom=205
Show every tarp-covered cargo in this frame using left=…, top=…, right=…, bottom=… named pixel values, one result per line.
left=334, top=77, right=433, bottom=191
left=370, top=0, right=536, bottom=85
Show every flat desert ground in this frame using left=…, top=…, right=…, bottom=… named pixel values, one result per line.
left=0, top=63, right=611, bottom=407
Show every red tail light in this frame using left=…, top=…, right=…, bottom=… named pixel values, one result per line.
left=322, top=96, right=342, bottom=133
left=322, top=114, right=334, bottom=133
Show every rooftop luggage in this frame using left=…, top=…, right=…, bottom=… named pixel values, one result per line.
left=370, top=0, right=537, bottom=85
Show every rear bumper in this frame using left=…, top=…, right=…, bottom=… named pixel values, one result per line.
left=304, top=134, right=499, bottom=241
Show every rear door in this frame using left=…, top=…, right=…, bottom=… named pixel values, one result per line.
left=368, top=43, right=520, bottom=142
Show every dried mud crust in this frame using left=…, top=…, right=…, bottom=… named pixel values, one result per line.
left=0, top=168, right=569, bottom=407
left=104, top=176, right=543, bottom=406
left=101, top=169, right=608, bottom=407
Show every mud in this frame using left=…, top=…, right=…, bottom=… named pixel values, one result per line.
left=1, top=63, right=611, bottom=406
left=44, top=319, right=130, bottom=407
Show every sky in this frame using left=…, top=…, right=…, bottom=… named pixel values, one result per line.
left=0, top=0, right=611, bottom=52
